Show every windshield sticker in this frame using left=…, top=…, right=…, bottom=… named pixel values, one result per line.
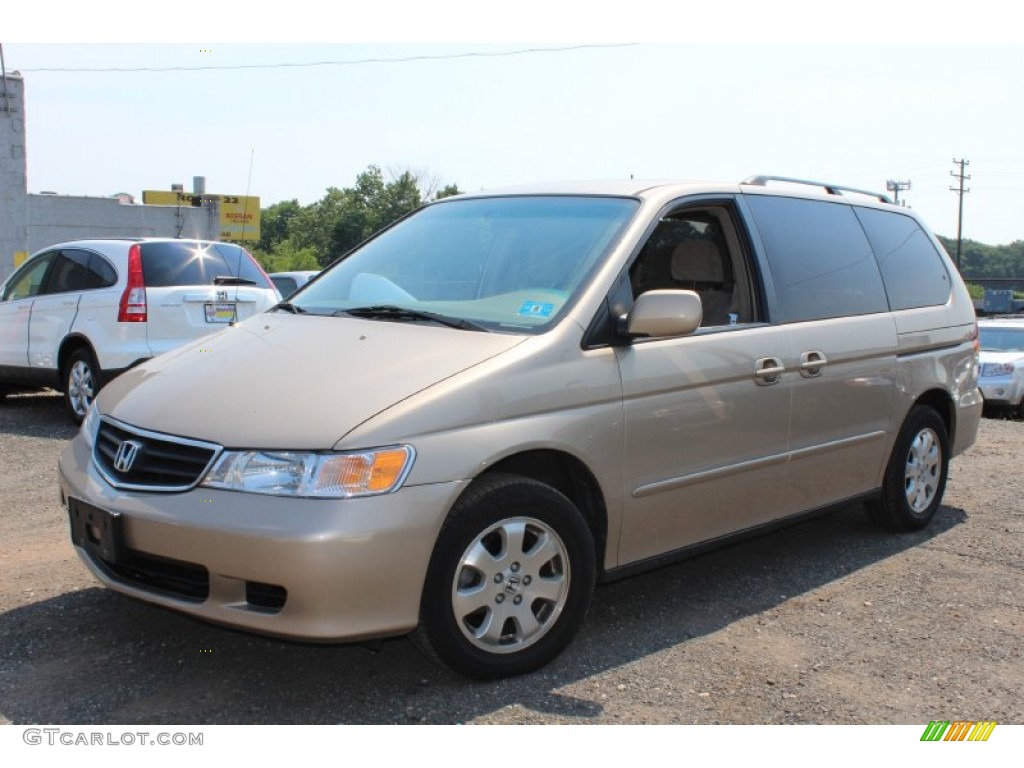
left=518, top=301, right=555, bottom=318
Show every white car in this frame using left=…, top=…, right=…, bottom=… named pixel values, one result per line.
left=0, top=238, right=280, bottom=421
left=269, top=270, right=319, bottom=299
left=977, top=318, right=1024, bottom=417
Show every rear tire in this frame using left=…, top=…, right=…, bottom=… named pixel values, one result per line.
left=63, top=347, right=101, bottom=424
left=867, top=405, right=949, bottom=532
left=414, top=473, right=596, bottom=679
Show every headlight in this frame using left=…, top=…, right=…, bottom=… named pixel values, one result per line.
left=80, top=402, right=101, bottom=449
left=200, top=446, right=415, bottom=498
left=981, top=362, right=1016, bottom=377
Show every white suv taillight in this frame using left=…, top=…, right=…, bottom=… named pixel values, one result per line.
left=118, top=243, right=147, bottom=322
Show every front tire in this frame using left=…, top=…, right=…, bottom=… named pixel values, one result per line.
left=415, top=473, right=596, bottom=679
left=63, top=347, right=101, bottom=424
left=867, top=405, right=949, bottom=531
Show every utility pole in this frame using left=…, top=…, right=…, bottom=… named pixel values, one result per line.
left=886, top=179, right=911, bottom=206
left=950, top=158, right=970, bottom=271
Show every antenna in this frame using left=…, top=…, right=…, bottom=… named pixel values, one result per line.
left=241, top=148, right=255, bottom=243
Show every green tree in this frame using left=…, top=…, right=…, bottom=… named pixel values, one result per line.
left=255, top=165, right=461, bottom=268
left=289, top=186, right=351, bottom=263
left=250, top=237, right=319, bottom=273
left=435, top=183, right=462, bottom=200
left=936, top=235, right=1024, bottom=278
left=327, top=167, right=427, bottom=259
left=257, top=199, right=302, bottom=254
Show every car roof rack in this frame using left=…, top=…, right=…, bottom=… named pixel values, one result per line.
left=741, top=175, right=893, bottom=204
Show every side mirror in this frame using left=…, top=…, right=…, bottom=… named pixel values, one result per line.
left=620, top=289, right=703, bottom=339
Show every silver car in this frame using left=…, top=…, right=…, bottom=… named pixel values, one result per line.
left=977, top=318, right=1024, bottom=417
left=58, top=177, right=982, bottom=679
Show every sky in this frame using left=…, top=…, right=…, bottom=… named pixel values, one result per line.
left=4, top=3, right=1024, bottom=245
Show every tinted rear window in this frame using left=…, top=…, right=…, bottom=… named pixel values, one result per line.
left=745, top=195, right=889, bottom=323
left=853, top=207, right=952, bottom=310
left=140, top=242, right=269, bottom=288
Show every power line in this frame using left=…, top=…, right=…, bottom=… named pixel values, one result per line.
left=16, top=43, right=639, bottom=74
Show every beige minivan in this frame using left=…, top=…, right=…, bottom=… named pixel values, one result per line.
left=58, top=176, right=983, bottom=678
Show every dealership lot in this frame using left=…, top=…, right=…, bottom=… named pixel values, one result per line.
left=0, top=392, right=1021, bottom=725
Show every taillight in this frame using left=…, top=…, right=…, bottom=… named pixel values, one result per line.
left=118, top=243, right=147, bottom=322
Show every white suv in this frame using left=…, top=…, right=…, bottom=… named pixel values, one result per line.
left=977, top=318, right=1024, bottom=417
left=0, top=238, right=279, bottom=421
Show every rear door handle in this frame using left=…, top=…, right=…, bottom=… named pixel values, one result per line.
left=754, top=356, right=785, bottom=385
left=799, top=350, right=828, bottom=378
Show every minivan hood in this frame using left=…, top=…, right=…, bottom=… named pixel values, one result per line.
left=97, top=314, right=526, bottom=448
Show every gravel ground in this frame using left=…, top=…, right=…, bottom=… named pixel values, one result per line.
left=0, top=392, right=1021, bottom=725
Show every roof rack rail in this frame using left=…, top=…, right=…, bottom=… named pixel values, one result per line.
left=741, top=175, right=893, bottom=204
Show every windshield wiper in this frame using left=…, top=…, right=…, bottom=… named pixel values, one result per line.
left=339, top=305, right=489, bottom=332
left=272, top=301, right=307, bottom=314
left=213, top=275, right=259, bottom=286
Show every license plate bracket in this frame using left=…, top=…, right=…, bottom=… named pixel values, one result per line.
left=68, top=498, right=124, bottom=564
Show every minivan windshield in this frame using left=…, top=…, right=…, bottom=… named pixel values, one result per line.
left=290, top=196, right=639, bottom=333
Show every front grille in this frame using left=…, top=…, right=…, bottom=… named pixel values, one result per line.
left=93, top=417, right=221, bottom=491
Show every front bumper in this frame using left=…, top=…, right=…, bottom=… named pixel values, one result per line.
left=58, top=432, right=466, bottom=642
left=979, top=375, right=1024, bottom=408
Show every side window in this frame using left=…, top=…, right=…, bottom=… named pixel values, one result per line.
left=745, top=195, right=888, bottom=323
left=853, top=207, right=952, bottom=310
left=85, top=251, right=118, bottom=289
left=272, top=277, right=298, bottom=297
left=2, top=253, right=55, bottom=301
left=628, top=205, right=756, bottom=326
left=43, top=249, right=94, bottom=294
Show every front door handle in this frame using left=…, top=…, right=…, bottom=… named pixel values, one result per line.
left=799, top=350, right=828, bottom=378
left=754, top=356, right=785, bottom=385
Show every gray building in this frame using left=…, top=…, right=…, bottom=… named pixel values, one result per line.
left=1, top=70, right=221, bottom=283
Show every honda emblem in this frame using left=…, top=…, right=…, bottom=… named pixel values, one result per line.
left=113, top=440, right=142, bottom=473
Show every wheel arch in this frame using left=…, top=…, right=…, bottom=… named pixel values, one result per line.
left=479, top=449, right=609, bottom=575
left=57, top=334, right=101, bottom=390
left=911, top=388, right=955, bottom=444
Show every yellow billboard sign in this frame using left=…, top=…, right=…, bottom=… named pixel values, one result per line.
left=142, top=191, right=261, bottom=242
